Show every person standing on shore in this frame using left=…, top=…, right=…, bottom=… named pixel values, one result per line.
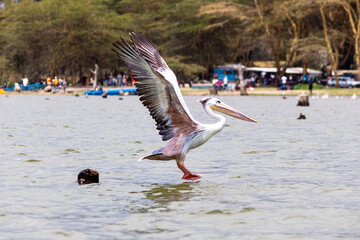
left=223, top=75, right=228, bottom=91
left=63, top=79, right=67, bottom=92
left=117, top=73, right=122, bottom=86
left=309, top=79, right=313, bottom=96
left=281, top=75, right=287, bottom=90
left=54, top=76, right=59, bottom=90
left=22, top=77, right=28, bottom=90
left=122, top=74, right=127, bottom=86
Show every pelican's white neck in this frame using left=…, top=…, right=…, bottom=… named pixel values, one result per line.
left=204, top=105, right=226, bottom=131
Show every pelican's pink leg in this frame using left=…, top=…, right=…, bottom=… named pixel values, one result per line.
left=177, top=162, right=204, bottom=180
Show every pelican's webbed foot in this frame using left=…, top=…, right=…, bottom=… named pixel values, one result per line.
left=182, top=173, right=204, bottom=180
left=177, top=162, right=204, bottom=181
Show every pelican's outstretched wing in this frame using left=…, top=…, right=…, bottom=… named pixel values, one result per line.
left=112, top=34, right=198, bottom=141
left=129, top=32, right=197, bottom=125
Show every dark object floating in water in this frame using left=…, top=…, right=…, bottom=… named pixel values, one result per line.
left=297, top=93, right=309, bottom=106
left=45, top=98, right=50, bottom=100
left=74, top=93, right=80, bottom=97
left=77, top=168, right=99, bottom=185
left=102, top=90, right=107, bottom=98
left=119, top=97, right=123, bottom=100
left=297, top=113, right=306, bottom=120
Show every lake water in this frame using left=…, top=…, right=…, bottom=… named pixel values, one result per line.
left=0, top=94, right=359, bottom=239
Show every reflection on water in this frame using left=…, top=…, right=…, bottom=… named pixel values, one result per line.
left=129, top=182, right=196, bottom=214
left=142, top=182, right=195, bottom=204
left=242, top=150, right=277, bottom=154
left=1, top=95, right=360, bottom=239
left=199, top=207, right=256, bottom=215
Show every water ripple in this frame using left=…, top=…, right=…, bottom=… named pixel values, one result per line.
left=0, top=95, right=359, bottom=239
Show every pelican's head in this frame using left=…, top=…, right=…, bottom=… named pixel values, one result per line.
left=198, top=97, right=257, bottom=123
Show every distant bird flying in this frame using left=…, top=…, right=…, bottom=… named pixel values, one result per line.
left=113, top=33, right=257, bottom=180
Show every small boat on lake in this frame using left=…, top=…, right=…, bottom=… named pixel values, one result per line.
left=5, top=82, right=46, bottom=92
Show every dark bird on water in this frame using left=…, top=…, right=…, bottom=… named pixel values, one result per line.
left=112, top=33, right=257, bottom=180
left=77, top=169, right=99, bottom=185
left=297, top=113, right=306, bottom=120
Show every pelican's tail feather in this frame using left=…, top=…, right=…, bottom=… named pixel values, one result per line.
left=138, top=148, right=173, bottom=161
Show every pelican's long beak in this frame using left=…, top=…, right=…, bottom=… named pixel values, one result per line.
left=211, top=103, right=258, bottom=123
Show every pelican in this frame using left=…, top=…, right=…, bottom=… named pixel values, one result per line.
left=112, top=33, right=257, bottom=180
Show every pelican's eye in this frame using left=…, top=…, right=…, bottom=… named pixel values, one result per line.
left=216, top=100, right=221, bottom=104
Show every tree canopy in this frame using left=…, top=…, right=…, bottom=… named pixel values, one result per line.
left=0, top=0, right=359, bottom=84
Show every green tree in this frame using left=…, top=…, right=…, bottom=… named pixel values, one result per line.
left=340, top=0, right=360, bottom=79
left=113, top=0, right=209, bottom=80
left=1, top=0, right=359, bottom=85
left=318, top=0, right=353, bottom=85
left=253, top=0, right=308, bottom=75
left=1, top=0, right=120, bottom=83
left=198, top=1, right=257, bottom=66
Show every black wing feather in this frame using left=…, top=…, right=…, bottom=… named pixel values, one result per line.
left=113, top=33, right=197, bottom=142
left=112, top=39, right=175, bottom=141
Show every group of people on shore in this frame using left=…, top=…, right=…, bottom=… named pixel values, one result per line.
left=1, top=77, right=30, bottom=91
left=212, top=74, right=230, bottom=91
left=0, top=75, right=68, bottom=92
left=45, top=76, right=67, bottom=92
left=211, top=71, right=317, bottom=93
left=77, top=72, right=132, bottom=88
left=103, top=73, right=130, bottom=87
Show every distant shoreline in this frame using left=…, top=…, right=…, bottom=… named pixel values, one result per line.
left=2, top=86, right=359, bottom=96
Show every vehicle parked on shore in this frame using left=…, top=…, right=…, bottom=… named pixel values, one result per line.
left=327, top=76, right=360, bottom=88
